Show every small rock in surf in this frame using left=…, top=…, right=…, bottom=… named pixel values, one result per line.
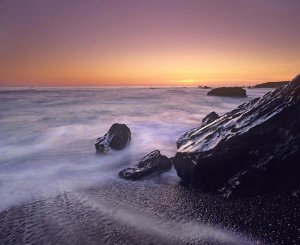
left=95, top=123, right=131, bottom=152
left=119, top=150, right=172, bottom=180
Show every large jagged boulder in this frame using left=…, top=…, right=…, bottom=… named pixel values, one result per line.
left=95, top=123, right=131, bottom=152
left=207, top=87, right=247, bottom=97
left=174, top=74, right=300, bottom=197
left=119, top=150, right=172, bottom=180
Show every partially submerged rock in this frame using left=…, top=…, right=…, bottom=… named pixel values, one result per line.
left=119, top=150, right=172, bottom=180
left=174, top=74, right=300, bottom=197
left=118, top=167, right=153, bottom=180
left=207, top=87, right=247, bottom=97
left=201, top=111, right=220, bottom=127
left=95, top=123, right=131, bottom=152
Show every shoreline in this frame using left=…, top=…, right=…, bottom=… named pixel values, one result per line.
left=0, top=178, right=299, bottom=244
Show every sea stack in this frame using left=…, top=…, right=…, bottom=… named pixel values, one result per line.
left=207, top=87, right=247, bottom=97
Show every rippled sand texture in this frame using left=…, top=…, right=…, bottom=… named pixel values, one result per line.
left=1, top=180, right=299, bottom=244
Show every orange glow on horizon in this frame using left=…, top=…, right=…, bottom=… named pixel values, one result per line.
left=1, top=50, right=298, bottom=87
left=1, top=1, right=300, bottom=87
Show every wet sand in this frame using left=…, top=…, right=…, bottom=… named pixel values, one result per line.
left=1, top=175, right=299, bottom=244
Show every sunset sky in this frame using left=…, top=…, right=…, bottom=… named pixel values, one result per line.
left=0, top=0, right=300, bottom=86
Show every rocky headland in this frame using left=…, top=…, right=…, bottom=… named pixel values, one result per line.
left=254, top=81, right=289, bottom=88
left=174, top=74, right=300, bottom=197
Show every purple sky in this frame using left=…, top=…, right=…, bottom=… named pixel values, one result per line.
left=0, top=0, right=300, bottom=86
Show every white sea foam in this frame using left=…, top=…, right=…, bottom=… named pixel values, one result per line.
left=0, top=87, right=270, bottom=209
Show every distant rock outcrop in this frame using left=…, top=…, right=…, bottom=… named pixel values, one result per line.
left=198, top=86, right=211, bottom=89
left=254, top=81, right=289, bottom=88
left=207, top=87, right=247, bottom=97
left=119, top=150, right=172, bottom=180
left=95, top=123, right=131, bottom=152
left=174, top=75, right=300, bottom=197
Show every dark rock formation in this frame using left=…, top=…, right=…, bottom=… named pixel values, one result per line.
left=201, top=111, right=220, bottom=127
left=254, top=81, right=289, bottom=88
left=119, top=150, right=172, bottom=180
left=174, top=74, right=300, bottom=197
left=198, top=86, right=211, bottom=89
left=118, top=167, right=153, bottom=180
left=207, top=87, right=247, bottom=97
left=95, top=123, right=131, bottom=152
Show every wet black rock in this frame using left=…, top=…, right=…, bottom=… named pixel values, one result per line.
left=95, top=123, right=131, bottom=152
left=207, top=87, right=247, bottom=97
left=169, top=157, right=175, bottom=165
left=118, top=167, right=153, bottom=180
left=174, top=74, right=300, bottom=197
left=201, top=111, right=220, bottom=127
left=119, top=150, right=172, bottom=180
